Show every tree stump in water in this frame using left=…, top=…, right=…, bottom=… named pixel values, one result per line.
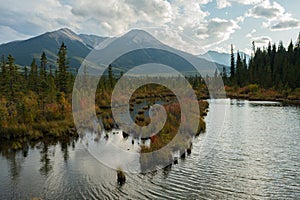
left=117, top=169, right=126, bottom=185
left=180, top=150, right=186, bottom=159
left=174, top=156, right=178, bottom=164
left=187, top=143, right=192, bottom=155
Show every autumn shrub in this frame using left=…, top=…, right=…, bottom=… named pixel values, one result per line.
left=248, top=84, right=259, bottom=93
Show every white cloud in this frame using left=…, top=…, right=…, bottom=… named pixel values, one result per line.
left=170, top=0, right=210, bottom=28
left=271, top=19, right=300, bottom=31
left=216, top=0, right=231, bottom=9
left=247, top=1, right=300, bottom=31
left=242, top=48, right=252, bottom=56
left=248, top=1, right=285, bottom=19
left=0, top=0, right=76, bottom=43
left=149, top=28, right=203, bottom=54
left=70, top=0, right=175, bottom=35
left=246, top=29, right=257, bottom=38
left=0, top=0, right=75, bottom=34
left=252, top=36, right=272, bottom=45
left=233, top=0, right=264, bottom=5
left=216, top=0, right=263, bottom=9
left=195, top=18, right=240, bottom=48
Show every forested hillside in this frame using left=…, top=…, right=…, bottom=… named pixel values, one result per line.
left=223, top=33, right=300, bottom=100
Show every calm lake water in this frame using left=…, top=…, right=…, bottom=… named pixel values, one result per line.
left=0, top=99, right=299, bottom=199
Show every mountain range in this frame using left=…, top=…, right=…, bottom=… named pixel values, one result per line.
left=0, top=28, right=107, bottom=72
left=0, top=28, right=234, bottom=75
left=199, top=51, right=250, bottom=67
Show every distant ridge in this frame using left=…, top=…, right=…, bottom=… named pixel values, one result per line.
left=199, top=50, right=250, bottom=66
left=0, top=28, right=108, bottom=70
left=0, top=28, right=227, bottom=75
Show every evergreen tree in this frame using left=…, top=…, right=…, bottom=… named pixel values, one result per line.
left=57, top=43, right=69, bottom=93
left=230, top=44, right=235, bottom=82
left=6, top=54, right=19, bottom=101
left=214, top=69, right=219, bottom=79
left=0, top=54, right=5, bottom=76
left=29, top=58, right=38, bottom=93
left=24, top=66, right=28, bottom=81
left=271, top=43, right=276, bottom=74
left=221, top=66, right=227, bottom=83
left=40, top=52, right=47, bottom=79
left=236, top=52, right=243, bottom=87
left=0, top=55, right=6, bottom=93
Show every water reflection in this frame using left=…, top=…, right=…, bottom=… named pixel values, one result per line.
left=39, top=143, right=53, bottom=176
left=0, top=136, right=79, bottom=179
left=0, top=100, right=299, bottom=199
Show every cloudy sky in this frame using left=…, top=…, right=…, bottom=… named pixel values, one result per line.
left=0, top=0, right=299, bottom=55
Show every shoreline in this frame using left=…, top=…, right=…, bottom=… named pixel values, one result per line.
left=226, top=94, right=300, bottom=105
left=225, top=85, right=300, bottom=105
left=0, top=119, right=77, bottom=149
left=1, top=92, right=299, bottom=151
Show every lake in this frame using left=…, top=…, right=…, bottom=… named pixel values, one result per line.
left=0, top=99, right=299, bottom=199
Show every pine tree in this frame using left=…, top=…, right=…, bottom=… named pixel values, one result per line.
left=57, top=43, right=69, bottom=93
left=21, top=66, right=29, bottom=92
left=0, top=54, right=5, bottom=76
left=46, top=65, right=57, bottom=101
left=40, top=52, right=47, bottom=79
left=271, top=43, right=276, bottom=75
left=6, top=54, right=19, bottom=101
left=0, top=55, right=6, bottom=93
left=236, top=52, right=243, bottom=86
left=29, top=58, right=38, bottom=93
left=230, top=44, right=235, bottom=82
left=24, top=66, right=28, bottom=81
left=252, top=41, right=256, bottom=57
left=214, top=69, right=218, bottom=78
left=221, top=66, right=227, bottom=83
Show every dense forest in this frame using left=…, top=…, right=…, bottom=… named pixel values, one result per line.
left=0, top=43, right=76, bottom=142
left=223, top=33, right=300, bottom=100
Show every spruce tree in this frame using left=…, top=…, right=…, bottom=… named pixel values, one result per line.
left=221, top=66, right=227, bottom=84
left=40, top=52, right=47, bottom=79
left=236, top=52, right=243, bottom=87
left=57, top=43, right=68, bottom=93
left=230, top=44, right=235, bottom=83
left=0, top=55, right=6, bottom=93
left=7, top=54, right=19, bottom=101
left=29, top=58, right=38, bottom=93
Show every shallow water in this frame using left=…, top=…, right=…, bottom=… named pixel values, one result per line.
left=0, top=99, right=299, bottom=199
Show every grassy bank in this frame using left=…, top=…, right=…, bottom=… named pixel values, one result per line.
left=0, top=116, right=77, bottom=150
left=225, top=85, right=300, bottom=104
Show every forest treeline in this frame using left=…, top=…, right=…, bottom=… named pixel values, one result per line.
left=222, top=33, right=300, bottom=100
left=0, top=43, right=77, bottom=141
